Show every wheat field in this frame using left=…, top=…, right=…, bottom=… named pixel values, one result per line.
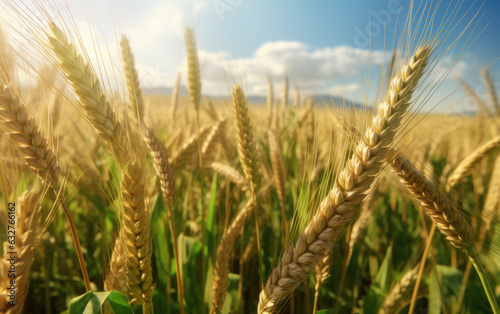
left=0, top=1, right=500, bottom=314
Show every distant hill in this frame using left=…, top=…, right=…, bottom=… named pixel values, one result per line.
left=143, top=87, right=365, bottom=110
left=246, top=94, right=365, bottom=110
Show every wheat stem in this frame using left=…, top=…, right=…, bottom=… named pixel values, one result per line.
left=469, top=252, right=500, bottom=314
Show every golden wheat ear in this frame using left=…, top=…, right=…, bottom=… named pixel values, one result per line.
left=389, top=150, right=475, bottom=253
left=378, top=264, right=422, bottom=314
left=479, top=154, right=500, bottom=247
left=210, top=199, right=254, bottom=314
left=47, top=23, right=130, bottom=165
left=120, top=160, right=155, bottom=305
left=170, top=72, right=181, bottom=121
left=0, top=188, right=43, bottom=314
left=481, top=68, right=500, bottom=116
left=184, top=27, right=201, bottom=112
left=258, top=45, right=432, bottom=314
left=231, top=85, right=260, bottom=190
left=0, top=85, right=91, bottom=291
left=447, top=133, right=500, bottom=188
left=211, top=162, right=251, bottom=193
left=120, top=35, right=145, bottom=126
left=0, top=86, right=60, bottom=187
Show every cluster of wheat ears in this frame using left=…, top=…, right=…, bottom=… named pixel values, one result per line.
left=0, top=1, right=500, bottom=314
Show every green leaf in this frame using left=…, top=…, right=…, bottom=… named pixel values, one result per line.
left=428, top=267, right=442, bottom=314
left=316, top=309, right=335, bottom=314
left=362, top=246, right=393, bottom=314
left=102, top=291, right=133, bottom=314
left=180, top=234, right=203, bottom=313
left=204, top=174, right=219, bottom=311
left=69, top=292, right=94, bottom=314
left=68, top=291, right=133, bottom=314
left=150, top=190, right=165, bottom=234
left=375, top=246, right=393, bottom=292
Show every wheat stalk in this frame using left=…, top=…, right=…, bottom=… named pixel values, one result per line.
left=258, top=46, right=432, bottom=313
left=282, top=75, right=288, bottom=111
left=268, top=130, right=288, bottom=233
left=292, top=85, right=299, bottom=108
left=267, top=77, right=274, bottom=126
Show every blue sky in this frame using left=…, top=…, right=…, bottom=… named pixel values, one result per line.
left=4, top=0, right=500, bottom=112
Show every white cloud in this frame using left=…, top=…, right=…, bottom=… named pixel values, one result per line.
left=147, top=40, right=388, bottom=98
